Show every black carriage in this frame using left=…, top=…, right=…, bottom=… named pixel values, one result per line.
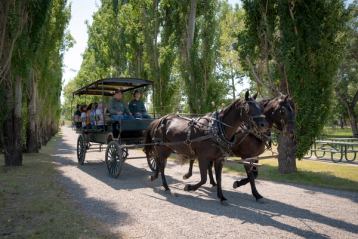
left=72, top=77, right=157, bottom=178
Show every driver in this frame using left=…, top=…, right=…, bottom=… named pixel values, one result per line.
left=129, top=90, right=151, bottom=119
left=108, top=89, right=133, bottom=121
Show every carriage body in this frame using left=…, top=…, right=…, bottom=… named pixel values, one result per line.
left=72, top=77, right=156, bottom=177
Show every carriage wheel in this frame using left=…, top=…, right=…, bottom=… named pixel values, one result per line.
left=105, top=141, right=125, bottom=178
left=77, top=134, right=87, bottom=165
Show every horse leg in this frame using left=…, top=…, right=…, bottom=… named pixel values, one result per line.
left=214, top=159, right=227, bottom=202
left=150, top=154, right=160, bottom=181
left=160, top=158, right=170, bottom=191
left=183, top=159, right=194, bottom=179
left=233, top=177, right=249, bottom=189
left=233, top=161, right=259, bottom=189
left=184, top=159, right=207, bottom=191
left=208, top=161, right=216, bottom=187
left=246, top=165, right=263, bottom=200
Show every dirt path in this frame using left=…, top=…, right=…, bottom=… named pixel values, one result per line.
left=52, top=127, right=358, bottom=238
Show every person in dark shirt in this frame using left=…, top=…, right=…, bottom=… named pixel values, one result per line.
left=108, top=89, right=133, bottom=121
left=129, top=90, right=150, bottom=119
left=73, top=104, right=82, bottom=128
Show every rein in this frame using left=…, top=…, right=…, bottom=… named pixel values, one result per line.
left=151, top=102, right=268, bottom=155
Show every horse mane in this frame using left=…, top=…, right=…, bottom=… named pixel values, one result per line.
left=219, top=98, right=245, bottom=117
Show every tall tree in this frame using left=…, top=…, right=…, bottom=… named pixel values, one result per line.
left=0, top=0, right=71, bottom=164
left=335, top=1, right=358, bottom=137
left=217, top=2, right=245, bottom=100
left=240, top=0, right=347, bottom=173
left=1, top=1, right=51, bottom=166
left=175, top=0, right=225, bottom=114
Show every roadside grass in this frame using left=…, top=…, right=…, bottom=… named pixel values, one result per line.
left=322, top=127, right=354, bottom=137
left=166, top=148, right=358, bottom=192
left=0, top=137, right=114, bottom=238
left=225, top=157, right=358, bottom=192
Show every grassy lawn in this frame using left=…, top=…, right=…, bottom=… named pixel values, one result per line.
left=0, top=137, right=113, bottom=238
left=168, top=147, right=358, bottom=192
left=322, top=127, right=354, bottom=137
left=225, top=157, right=358, bottom=192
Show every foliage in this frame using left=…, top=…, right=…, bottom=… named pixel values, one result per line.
left=334, top=1, right=358, bottom=136
left=239, top=0, right=348, bottom=158
left=0, top=0, right=71, bottom=158
left=217, top=2, right=245, bottom=100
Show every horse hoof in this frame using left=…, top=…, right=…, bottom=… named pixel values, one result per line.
left=164, top=188, right=171, bottom=192
left=220, top=199, right=229, bottom=206
left=255, top=195, right=264, bottom=202
left=183, top=174, right=191, bottom=180
left=233, top=181, right=238, bottom=189
left=150, top=175, right=157, bottom=181
left=184, top=184, right=191, bottom=191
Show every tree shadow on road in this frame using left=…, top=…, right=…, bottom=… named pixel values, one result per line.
left=55, top=168, right=130, bottom=236
left=53, top=128, right=358, bottom=238
left=149, top=185, right=358, bottom=239
left=52, top=132, right=182, bottom=192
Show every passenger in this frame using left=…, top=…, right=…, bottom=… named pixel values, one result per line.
left=129, top=90, right=151, bottom=119
left=86, top=103, right=93, bottom=128
left=80, top=105, right=87, bottom=129
left=73, top=104, right=82, bottom=128
left=90, top=102, right=98, bottom=126
left=95, top=103, right=105, bottom=129
left=108, top=89, right=133, bottom=121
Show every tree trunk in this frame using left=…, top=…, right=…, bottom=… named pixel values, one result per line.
left=186, top=0, right=197, bottom=114
left=231, top=70, right=236, bottom=100
left=3, top=76, right=23, bottom=166
left=277, top=133, right=297, bottom=173
left=26, top=74, right=39, bottom=152
left=347, top=107, right=358, bottom=137
left=276, top=64, right=297, bottom=173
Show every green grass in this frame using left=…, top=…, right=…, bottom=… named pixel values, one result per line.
left=0, top=137, right=115, bottom=238
left=225, top=157, right=358, bottom=192
left=322, top=127, right=354, bottom=137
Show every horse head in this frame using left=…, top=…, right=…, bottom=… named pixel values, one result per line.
left=243, top=91, right=268, bottom=132
left=264, top=94, right=295, bottom=138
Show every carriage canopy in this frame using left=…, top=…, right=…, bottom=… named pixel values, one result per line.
left=72, top=77, right=153, bottom=97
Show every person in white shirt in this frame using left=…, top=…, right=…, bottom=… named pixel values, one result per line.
left=95, top=103, right=105, bottom=129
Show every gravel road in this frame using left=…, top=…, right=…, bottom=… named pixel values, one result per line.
left=52, top=126, right=358, bottom=239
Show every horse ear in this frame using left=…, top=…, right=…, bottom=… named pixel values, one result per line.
left=253, top=92, right=258, bottom=100
left=245, top=91, right=250, bottom=101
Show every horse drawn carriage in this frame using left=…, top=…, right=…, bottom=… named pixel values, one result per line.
left=72, top=77, right=295, bottom=202
left=72, top=77, right=157, bottom=178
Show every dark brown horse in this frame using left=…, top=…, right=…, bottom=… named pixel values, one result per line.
left=183, top=94, right=296, bottom=201
left=144, top=92, right=268, bottom=202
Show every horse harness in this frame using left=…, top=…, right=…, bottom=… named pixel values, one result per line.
left=153, top=110, right=266, bottom=156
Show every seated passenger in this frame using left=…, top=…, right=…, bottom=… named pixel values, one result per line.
left=73, top=104, right=82, bottom=128
left=90, top=102, right=98, bottom=126
left=86, top=103, right=93, bottom=128
left=108, top=89, right=133, bottom=121
left=95, top=103, right=105, bottom=129
left=129, top=90, right=151, bottom=119
left=80, top=105, right=87, bottom=129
